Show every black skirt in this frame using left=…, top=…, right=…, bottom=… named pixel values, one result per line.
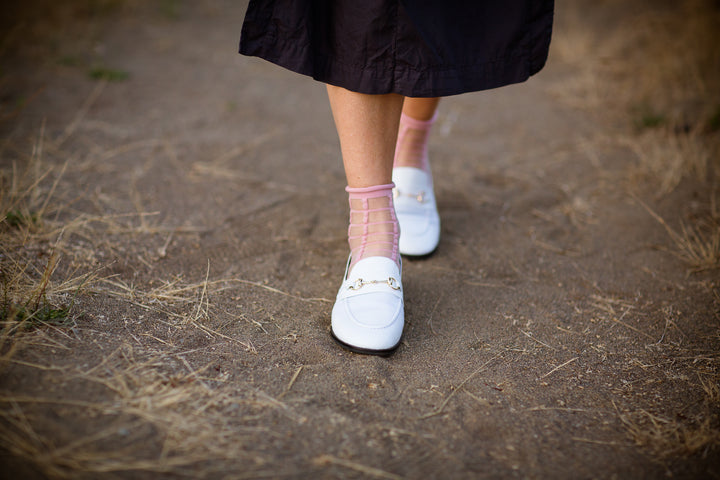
left=239, top=1, right=554, bottom=98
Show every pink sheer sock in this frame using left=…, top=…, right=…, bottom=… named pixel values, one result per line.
left=393, top=111, right=438, bottom=173
left=346, top=183, right=400, bottom=272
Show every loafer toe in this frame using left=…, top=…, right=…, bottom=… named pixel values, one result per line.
left=331, top=257, right=404, bottom=355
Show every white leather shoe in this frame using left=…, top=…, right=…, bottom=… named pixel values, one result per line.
left=392, top=167, right=440, bottom=256
left=331, top=256, right=404, bottom=355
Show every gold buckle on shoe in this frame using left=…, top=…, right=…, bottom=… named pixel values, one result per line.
left=393, top=189, right=426, bottom=203
left=348, top=277, right=401, bottom=291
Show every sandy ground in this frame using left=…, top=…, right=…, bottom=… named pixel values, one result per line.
left=1, top=1, right=719, bottom=478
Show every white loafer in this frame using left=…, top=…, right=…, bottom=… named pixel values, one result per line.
left=331, top=256, right=404, bottom=355
left=392, top=167, right=440, bottom=256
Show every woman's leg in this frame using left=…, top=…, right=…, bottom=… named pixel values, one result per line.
left=403, top=97, right=440, bottom=121
left=394, top=97, right=440, bottom=171
left=327, top=85, right=404, bottom=188
left=391, top=97, right=442, bottom=256
left=327, top=85, right=406, bottom=354
left=327, top=85, right=404, bottom=271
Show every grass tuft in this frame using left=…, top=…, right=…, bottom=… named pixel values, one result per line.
left=88, top=66, right=129, bottom=82
left=0, top=126, right=98, bottom=366
left=3, top=210, right=39, bottom=228
left=635, top=195, right=720, bottom=272
left=0, top=303, right=71, bottom=330
left=0, top=245, right=83, bottom=338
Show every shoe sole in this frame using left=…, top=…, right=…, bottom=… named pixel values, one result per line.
left=399, top=244, right=438, bottom=258
left=330, top=330, right=400, bottom=357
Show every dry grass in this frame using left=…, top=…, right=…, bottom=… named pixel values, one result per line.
left=313, top=455, right=403, bottom=480
left=0, top=135, right=283, bottom=475
left=1, top=125, right=65, bottom=232
left=95, top=273, right=263, bottom=353
left=0, top=344, right=293, bottom=478
left=0, top=116, right=322, bottom=475
left=0, top=126, right=102, bottom=374
left=617, top=406, right=720, bottom=459
left=624, top=129, right=718, bottom=196
left=633, top=194, right=720, bottom=272
left=93, top=265, right=329, bottom=355
left=554, top=0, right=720, bottom=280
left=0, top=109, right=320, bottom=479
left=553, top=0, right=720, bottom=192
left=554, top=0, right=720, bottom=123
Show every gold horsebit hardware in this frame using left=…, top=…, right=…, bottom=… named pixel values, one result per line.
left=348, top=277, right=401, bottom=291
left=393, top=189, right=427, bottom=203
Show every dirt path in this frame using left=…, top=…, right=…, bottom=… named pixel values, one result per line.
left=1, top=1, right=718, bottom=478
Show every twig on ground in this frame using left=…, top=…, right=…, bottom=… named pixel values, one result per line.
left=521, top=330, right=557, bottom=351
left=538, top=357, right=579, bottom=380
left=313, top=455, right=403, bottom=480
left=278, top=365, right=303, bottom=400
left=420, top=354, right=500, bottom=419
